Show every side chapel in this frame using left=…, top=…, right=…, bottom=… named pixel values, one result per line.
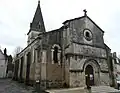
left=13, top=1, right=116, bottom=88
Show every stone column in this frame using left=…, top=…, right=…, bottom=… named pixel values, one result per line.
left=41, top=50, right=47, bottom=89
left=58, top=50, right=61, bottom=65
left=34, top=49, right=40, bottom=81
left=18, top=58, right=21, bottom=80
left=51, top=49, right=54, bottom=64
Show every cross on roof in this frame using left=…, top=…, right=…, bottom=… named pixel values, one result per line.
left=83, top=9, right=87, bottom=16
left=38, top=0, right=40, bottom=4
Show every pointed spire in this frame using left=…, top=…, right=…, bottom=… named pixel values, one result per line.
left=28, top=0, right=46, bottom=34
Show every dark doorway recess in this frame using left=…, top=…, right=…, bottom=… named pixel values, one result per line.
left=85, top=65, right=94, bottom=86
left=25, top=52, right=31, bottom=85
left=19, top=57, right=24, bottom=82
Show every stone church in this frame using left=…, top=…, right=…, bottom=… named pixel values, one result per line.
left=13, top=1, right=116, bottom=89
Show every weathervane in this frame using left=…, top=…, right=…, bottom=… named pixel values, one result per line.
left=83, top=9, right=87, bottom=16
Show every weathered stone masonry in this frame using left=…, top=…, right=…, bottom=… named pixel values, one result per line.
left=13, top=1, right=117, bottom=89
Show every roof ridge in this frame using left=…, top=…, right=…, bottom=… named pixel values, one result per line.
left=63, top=15, right=104, bottom=33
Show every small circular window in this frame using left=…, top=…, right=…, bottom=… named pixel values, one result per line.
left=84, top=29, right=92, bottom=41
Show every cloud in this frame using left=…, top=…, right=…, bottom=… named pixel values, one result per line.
left=0, top=0, right=120, bottom=56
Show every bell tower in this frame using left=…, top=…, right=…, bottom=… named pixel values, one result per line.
left=27, top=0, right=46, bottom=44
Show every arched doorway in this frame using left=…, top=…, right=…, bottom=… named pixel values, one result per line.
left=85, top=65, right=94, bottom=86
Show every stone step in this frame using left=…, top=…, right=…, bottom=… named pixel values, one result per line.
left=46, top=86, right=120, bottom=93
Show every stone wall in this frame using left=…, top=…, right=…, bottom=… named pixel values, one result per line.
left=66, top=43, right=107, bottom=58
left=46, top=63, right=63, bottom=88
left=67, top=17, right=104, bottom=48
left=70, top=72, right=85, bottom=87
left=29, top=62, right=35, bottom=81
left=100, top=72, right=110, bottom=86
left=68, top=52, right=109, bottom=87
left=100, top=59, right=109, bottom=71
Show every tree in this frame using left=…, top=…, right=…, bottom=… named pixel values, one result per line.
left=13, top=46, right=23, bottom=58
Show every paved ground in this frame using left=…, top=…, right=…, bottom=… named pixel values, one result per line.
left=0, top=79, right=37, bottom=93
left=1, top=79, right=120, bottom=93
left=46, top=86, right=120, bottom=93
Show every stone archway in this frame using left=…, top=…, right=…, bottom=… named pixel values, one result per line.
left=85, top=65, right=94, bottom=86
left=83, top=59, right=100, bottom=86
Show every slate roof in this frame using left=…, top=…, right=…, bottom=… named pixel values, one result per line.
left=27, top=1, right=46, bottom=35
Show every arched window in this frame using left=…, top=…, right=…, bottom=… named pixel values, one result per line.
left=53, top=46, right=58, bottom=63
left=51, top=44, right=61, bottom=64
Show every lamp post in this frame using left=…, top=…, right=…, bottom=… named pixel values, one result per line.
left=35, top=80, right=40, bottom=93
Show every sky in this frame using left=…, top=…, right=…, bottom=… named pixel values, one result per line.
left=0, top=0, right=120, bottom=56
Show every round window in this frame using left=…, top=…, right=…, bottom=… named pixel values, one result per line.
left=84, top=29, right=93, bottom=41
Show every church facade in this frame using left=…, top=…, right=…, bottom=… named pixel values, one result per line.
left=13, top=1, right=116, bottom=88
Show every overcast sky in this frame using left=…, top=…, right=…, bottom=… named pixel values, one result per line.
left=0, top=0, right=120, bottom=56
